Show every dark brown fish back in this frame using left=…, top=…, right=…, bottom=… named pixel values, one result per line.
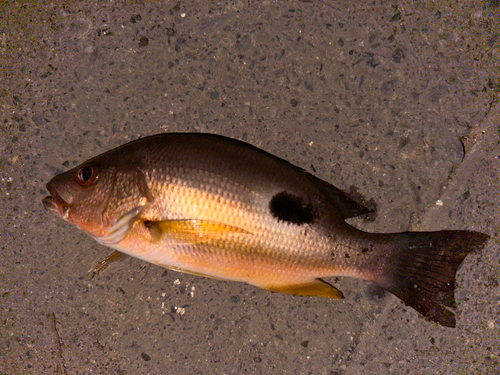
left=98, top=133, right=372, bottom=225
left=376, top=230, right=489, bottom=327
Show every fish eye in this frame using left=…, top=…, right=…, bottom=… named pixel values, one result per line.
left=76, top=166, right=97, bottom=186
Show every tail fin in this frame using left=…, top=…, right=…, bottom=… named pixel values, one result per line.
left=377, top=230, right=489, bottom=327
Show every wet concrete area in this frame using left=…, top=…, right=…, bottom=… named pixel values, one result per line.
left=1, top=1, right=499, bottom=374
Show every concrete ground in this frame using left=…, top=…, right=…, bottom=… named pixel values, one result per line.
left=1, top=1, right=499, bottom=374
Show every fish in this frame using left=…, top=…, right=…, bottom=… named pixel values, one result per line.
left=42, top=133, right=489, bottom=327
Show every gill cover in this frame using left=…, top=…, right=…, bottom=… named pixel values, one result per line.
left=96, top=168, right=153, bottom=246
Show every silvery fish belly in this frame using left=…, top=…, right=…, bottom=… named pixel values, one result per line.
left=43, top=133, right=489, bottom=327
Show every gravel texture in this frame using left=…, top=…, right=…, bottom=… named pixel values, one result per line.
left=1, top=1, right=499, bottom=374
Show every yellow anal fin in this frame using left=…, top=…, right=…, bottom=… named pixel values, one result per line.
left=146, top=219, right=250, bottom=243
left=265, top=279, right=344, bottom=299
left=90, top=250, right=127, bottom=278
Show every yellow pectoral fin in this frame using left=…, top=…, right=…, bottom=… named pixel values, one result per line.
left=145, top=219, right=250, bottom=243
left=265, top=279, right=344, bottom=299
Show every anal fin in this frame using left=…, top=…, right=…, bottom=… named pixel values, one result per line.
left=265, top=279, right=344, bottom=299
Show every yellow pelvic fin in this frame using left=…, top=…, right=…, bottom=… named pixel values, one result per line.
left=145, top=219, right=250, bottom=243
left=265, top=279, right=344, bottom=299
left=91, top=250, right=126, bottom=278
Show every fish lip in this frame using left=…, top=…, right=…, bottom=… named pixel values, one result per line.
left=42, top=182, right=67, bottom=217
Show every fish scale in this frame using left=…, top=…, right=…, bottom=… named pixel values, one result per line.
left=43, top=133, right=489, bottom=327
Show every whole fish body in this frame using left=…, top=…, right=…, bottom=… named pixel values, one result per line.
left=43, top=133, right=489, bottom=327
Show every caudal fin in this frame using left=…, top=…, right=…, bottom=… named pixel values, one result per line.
left=378, top=230, right=489, bottom=327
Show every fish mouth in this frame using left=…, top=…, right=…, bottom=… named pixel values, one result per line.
left=42, top=182, right=68, bottom=217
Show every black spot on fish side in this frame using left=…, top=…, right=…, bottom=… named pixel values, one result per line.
left=269, top=191, right=316, bottom=225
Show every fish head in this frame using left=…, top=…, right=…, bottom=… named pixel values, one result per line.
left=43, top=154, right=152, bottom=245
left=43, top=161, right=117, bottom=238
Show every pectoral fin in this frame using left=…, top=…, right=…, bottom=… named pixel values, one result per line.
left=145, top=219, right=250, bottom=243
left=265, top=279, right=344, bottom=299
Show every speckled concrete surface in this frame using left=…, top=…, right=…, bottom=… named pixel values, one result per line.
left=1, top=1, right=499, bottom=374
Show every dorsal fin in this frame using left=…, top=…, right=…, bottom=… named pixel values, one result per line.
left=304, top=173, right=374, bottom=219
